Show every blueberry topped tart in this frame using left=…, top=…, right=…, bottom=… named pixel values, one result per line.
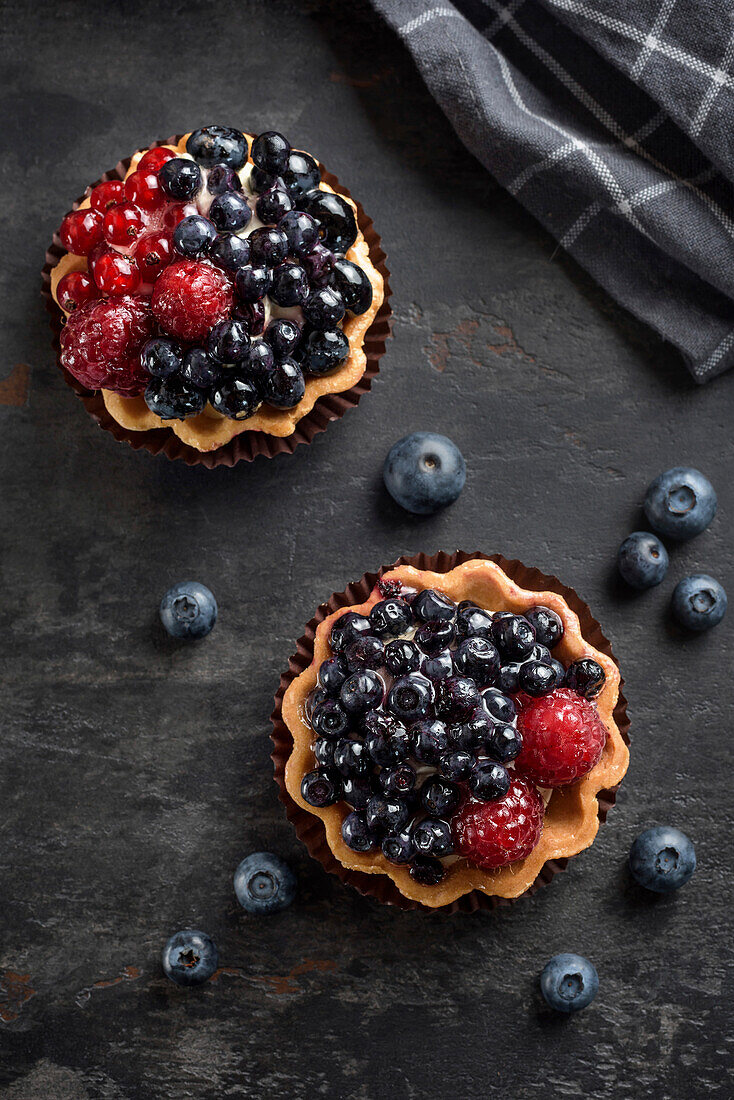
left=281, top=559, right=629, bottom=907
left=49, top=126, right=384, bottom=453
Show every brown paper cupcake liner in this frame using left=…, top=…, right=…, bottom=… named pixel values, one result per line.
left=41, top=135, right=392, bottom=468
left=271, top=550, right=631, bottom=914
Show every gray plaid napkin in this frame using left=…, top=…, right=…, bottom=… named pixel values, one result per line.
left=371, top=0, right=734, bottom=382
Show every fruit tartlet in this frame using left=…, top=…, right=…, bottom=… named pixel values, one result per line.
left=277, top=556, right=629, bottom=909
left=47, top=126, right=386, bottom=455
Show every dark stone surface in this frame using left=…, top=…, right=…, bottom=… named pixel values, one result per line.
left=1, top=1, right=732, bottom=1097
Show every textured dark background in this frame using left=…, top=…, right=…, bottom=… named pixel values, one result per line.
left=1, top=1, right=732, bottom=1097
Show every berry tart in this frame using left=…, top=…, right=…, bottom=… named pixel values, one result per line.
left=274, top=554, right=629, bottom=910
left=45, top=126, right=388, bottom=461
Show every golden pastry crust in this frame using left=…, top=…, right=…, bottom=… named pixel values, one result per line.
left=282, top=559, right=629, bottom=908
left=50, top=135, right=385, bottom=451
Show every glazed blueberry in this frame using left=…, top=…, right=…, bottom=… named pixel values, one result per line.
left=497, top=662, right=523, bottom=694
left=382, top=827, right=416, bottom=865
left=438, top=749, right=475, bottom=781
left=236, top=264, right=272, bottom=302
left=409, top=718, right=449, bottom=764
left=302, top=243, right=335, bottom=287
left=412, top=589, right=457, bottom=624
left=384, top=638, right=422, bottom=676
left=303, top=187, right=357, bottom=250
left=387, top=673, right=435, bottom=721
left=159, top=158, right=202, bottom=200
left=491, top=614, right=536, bottom=661
left=644, top=467, right=717, bottom=541
left=519, top=660, right=558, bottom=697
left=145, top=375, right=206, bottom=420
left=186, top=126, right=248, bottom=169
left=456, top=604, right=494, bottom=639
left=344, top=635, right=384, bottom=672
left=672, top=574, right=727, bottom=631
left=365, top=724, right=411, bottom=767
left=206, top=164, right=242, bottom=195
left=333, top=738, right=370, bottom=777
left=249, top=226, right=288, bottom=267
left=341, top=810, right=379, bottom=853
left=208, top=319, right=250, bottom=364
left=526, top=643, right=552, bottom=664
left=330, top=612, right=372, bottom=651
left=549, top=658, right=566, bottom=688
left=470, top=761, right=511, bottom=802
left=540, top=954, right=598, bottom=1014
left=234, top=299, right=266, bottom=335
left=415, top=619, right=456, bottom=656
left=379, top=762, right=417, bottom=796
left=162, top=930, right=218, bottom=987
left=303, top=286, right=345, bottom=329
left=252, top=131, right=291, bottom=174
left=453, top=637, right=500, bottom=685
left=300, top=328, right=350, bottom=375
left=240, top=340, right=275, bottom=388
left=173, top=214, right=216, bottom=258
left=366, top=794, right=410, bottom=834
left=313, top=738, right=336, bottom=768
left=305, top=687, right=328, bottom=721
left=410, top=855, right=445, bottom=885
left=361, top=708, right=408, bottom=742
left=301, top=767, right=341, bottom=806
left=279, top=151, right=321, bottom=199
left=339, top=670, right=384, bottom=714
left=310, top=698, right=350, bottom=738
left=207, top=232, right=249, bottom=273
left=209, top=191, right=251, bottom=233
left=617, top=532, right=669, bottom=590
left=483, top=722, right=522, bottom=764
left=234, top=852, right=296, bottom=915
left=565, top=658, right=606, bottom=699
left=264, top=318, right=302, bottom=358
left=369, top=597, right=413, bottom=639
left=481, top=687, right=516, bottom=724
left=255, top=182, right=294, bottom=225
left=270, top=263, right=309, bottom=307
left=280, top=209, right=320, bottom=255
left=263, top=358, right=306, bottom=408
left=142, top=337, right=181, bottom=378
left=330, top=257, right=373, bottom=315
left=210, top=374, right=261, bottom=420
left=525, top=605, right=564, bottom=648
left=448, top=707, right=492, bottom=751
left=412, top=817, right=454, bottom=858
left=420, top=775, right=460, bottom=818
left=318, top=654, right=349, bottom=694
left=435, top=676, right=481, bottom=722
left=383, top=433, right=466, bottom=515
left=421, top=650, right=454, bottom=682
left=160, top=581, right=217, bottom=640
left=341, top=774, right=374, bottom=809
left=628, top=826, right=696, bottom=892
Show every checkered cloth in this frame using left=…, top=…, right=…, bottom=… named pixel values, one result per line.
left=371, top=0, right=734, bottom=382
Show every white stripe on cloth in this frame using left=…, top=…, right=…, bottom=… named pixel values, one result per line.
left=691, top=28, right=734, bottom=137
left=630, top=0, right=678, bottom=78
left=399, top=7, right=462, bottom=36
left=699, top=329, right=734, bottom=374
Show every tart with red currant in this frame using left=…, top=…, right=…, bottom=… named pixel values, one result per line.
left=48, top=126, right=385, bottom=453
left=280, top=558, right=629, bottom=908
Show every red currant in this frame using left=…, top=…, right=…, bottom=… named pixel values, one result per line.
left=133, top=230, right=173, bottom=283
left=90, top=180, right=126, bottom=212
left=93, top=251, right=141, bottom=295
left=137, top=146, right=177, bottom=174
left=103, top=202, right=144, bottom=246
left=161, top=203, right=191, bottom=230
left=56, top=271, right=99, bottom=312
left=58, top=209, right=104, bottom=255
left=124, top=169, right=165, bottom=211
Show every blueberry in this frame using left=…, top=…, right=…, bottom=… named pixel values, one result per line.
left=208, top=319, right=250, bottom=365
left=384, top=639, right=422, bottom=676
left=313, top=738, right=336, bottom=768
left=409, top=718, right=449, bottom=764
left=249, top=226, right=288, bottom=267
left=438, top=749, right=475, bottom=781
left=310, top=698, right=350, bottom=738
left=270, top=263, right=309, bottom=307
left=526, top=643, right=552, bottom=664
left=187, top=126, right=248, bottom=168
left=483, top=721, right=522, bottom=763
left=264, top=318, right=302, bottom=358
left=318, top=655, right=349, bottom=694
left=144, top=375, right=206, bottom=420
left=341, top=810, right=379, bottom=852
left=366, top=794, right=410, bottom=834
left=330, top=257, right=373, bottom=314
left=540, top=954, right=598, bottom=1014
left=453, top=637, right=500, bottom=685
left=340, top=670, right=384, bottom=714
left=159, top=158, right=202, bottom=200
left=209, top=232, right=251, bottom=272
left=206, top=164, right=243, bottom=195
left=379, top=762, right=417, bottom=796
left=279, top=151, right=321, bottom=199
left=412, top=589, right=457, bottom=624
left=448, top=707, right=491, bottom=751
left=549, top=658, right=566, bottom=688
left=181, top=347, right=220, bottom=389
left=301, top=767, right=341, bottom=807
left=330, top=612, right=372, bottom=651
left=209, top=191, right=251, bottom=233
left=490, top=614, right=535, bottom=661
left=498, top=662, right=523, bottom=694
left=303, top=188, right=357, bottom=251
left=252, top=131, right=291, bottom=174
left=263, top=358, right=306, bottom=408
left=280, top=209, right=320, bottom=255
left=519, top=660, right=558, bottom=697
left=421, top=650, right=454, bottom=682
left=141, top=337, right=181, bottom=378
left=420, top=775, right=460, bottom=818
left=341, top=774, right=374, bottom=809
left=382, top=827, right=416, bottom=865
left=361, top=708, right=408, bottom=744
left=565, top=658, right=606, bottom=699
left=615, top=533, right=669, bottom=591
left=172, top=214, right=215, bottom=259
left=628, top=825, right=696, bottom=892
left=365, top=723, right=411, bottom=767
left=236, top=265, right=272, bottom=303
left=644, top=467, right=717, bottom=540
left=234, top=299, right=266, bottom=335
left=525, top=605, right=564, bottom=648
left=671, top=574, right=727, bottom=631
left=302, top=243, right=335, bottom=286
left=344, top=635, right=384, bottom=672
left=410, top=856, right=445, bottom=885
left=162, top=930, right=218, bottom=987
left=435, top=676, right=481, bottom=722
left=369, top=597, right=413, bottom=639
left=456, top=604, right=494, bottom=639
left=387, top=673, right=435, bottom=721
left=234, top=852, right=296, bottom=915
left=481, top=687, right=516, bottom=724
left=300, top=328, right=350, bottom=375
left=303, top=286, right=345, bottom=329
left=255, top=182, right=294, bottom=225
left=412, top=817, right=453, bottom=858
left=160, top=581, right=217, bottom=640
left=383, top=433, right=466, bottom=515
left=240, top=340, right=275, bottom=390
left=210, top=374, right=262, bottom=420
left=415, top=619, right=456, bottom=655
left=333, top=737, right=370, bottom=777
left=306, top=688, right=328, bottom=721
left=469, top=761, right=510, bottom=802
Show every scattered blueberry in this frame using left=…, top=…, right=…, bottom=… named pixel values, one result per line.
left=412, top=589, right=457, bottom=624
left=617, top=532, right=669, bottom=589
left=278, top=151, right=321, bottom=199
left=671, top=574, right=727, bottom=631
left=643, top=467, right=717, bottom=541
left=341, top=774, right=374, bottom=809
left=302, top=243, right=335, bottom=286
left=333, top=737, right=370, bottom=777
left=340, top=670, right=384, bottom=714
left=379, top=762, right=417, bottom=796
left=249, top=226, right=288, bottom=267
left=382, top=827, right=415, bottom=864
left=162, top=929, right=218, bottom=987
left=420, top=775, right=460, bottom=817
left=344, top=635, right=384, bottom=672
left=383, top=433, right=466, bottom=515
left=540, top=954, right=598, bottom=1013
left=236, top=265, right=272, bottom=303
left=384, top=638, right=422, bottom=676
left=330, top=612, right=371, bottom=652
left=234, top=852, right=296, bottom=915
left=410, top=855, right=445, bottom=885
left=435, top=676, right=481, bottom=722
left=311, top=698, right=350, bottom=738
left=518, top=660, right=557, bottom=697
left=481, top=687, right=516, bottom=724
left=369, top=598, right=413, bottom=639
left=159, top=581, right=217, bottom=640
left=490, top=614, right=535, bottom=661
left=387, top=673, right=435, bottom=721
left=366, top=793, right=410, bottom=834
left=412, top=817, right=453, bottom=857
left=410, top=718, right=450, bottom=763
left=483, top=722, right=522, bottom=763
left=628, top=826, right=696, bottom=892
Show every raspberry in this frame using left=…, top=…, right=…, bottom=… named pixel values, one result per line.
left=452, top=776, right=544, bottom=869
left=516, top=688, right=607, bottom=787
left=151, top=258, right=234, bottom=341
left=59, top=295, right=154, bottom=396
